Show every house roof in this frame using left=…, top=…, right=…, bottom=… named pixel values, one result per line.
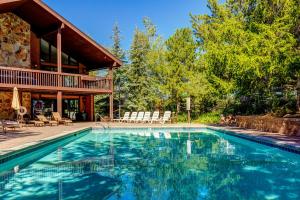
left=0, top=0, right=122, bottom=70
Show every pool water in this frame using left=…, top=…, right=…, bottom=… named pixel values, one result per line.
left=0, top=128, right=300, bottom=200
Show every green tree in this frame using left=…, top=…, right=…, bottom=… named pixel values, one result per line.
left=163, top=28, right=197, bottom=115
left=191, top=0, right=300, bottom=115
left=124, top=18, right=163, bottom=111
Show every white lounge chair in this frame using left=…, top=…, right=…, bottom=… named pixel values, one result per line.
left=151, top=111, right=160, bottom=123
left=153, top=132, right=160, bottom=138
left=142, top=112, right=151, bottom=123
left=160, top=111, right=172, bottom=124
left=164, top=132, right=171, bottom=139
left=113, top=112, right=130, bottom=122
left=135, top=112, right=144, bottom=123
left=128, top=112, right=138, bottom=123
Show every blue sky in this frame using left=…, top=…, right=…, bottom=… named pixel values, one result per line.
left=43, top=0, right=210, bottom=50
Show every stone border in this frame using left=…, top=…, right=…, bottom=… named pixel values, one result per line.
left=0, top=127, right=91, bottom=165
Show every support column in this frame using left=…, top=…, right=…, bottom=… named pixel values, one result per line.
left=57, top=24, right=64, bottom=73
left=90, top=95, right=94, bottom=121
left=109, top=66, right=114, bottom=120
left=56, top=24, right=64, bottom=117
left=57, top=91, right=62, bottom=117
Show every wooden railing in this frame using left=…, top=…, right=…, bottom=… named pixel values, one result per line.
left=0, top=66, right=112, bottom=93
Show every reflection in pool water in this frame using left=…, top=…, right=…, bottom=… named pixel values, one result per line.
left=0, top=128, right=300, bottom=200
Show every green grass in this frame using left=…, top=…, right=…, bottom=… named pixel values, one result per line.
left=193, top=112, right=221, bottom=124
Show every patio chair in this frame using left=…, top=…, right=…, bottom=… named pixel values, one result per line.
left=1, top=120, right=21, bottom=133
left=113, top=112, right=130, bottom=123
left=160, top=111, right=172, bottom=124
left=142, top=112, right=151, bottom=123
left=150, top=111, right=160, bottom=124
left=128, top=112, right=138, bottom=123
left=52, top=112, right=73, bottom=125
left=135, top=112, right=145, bottom=123
left=36, top=115, right=58, bottom=126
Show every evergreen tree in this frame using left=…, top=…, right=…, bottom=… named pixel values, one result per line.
left=191, top=0, right=300, bottom=115
left=124, top=18, right=163, bottom=111
left=163, top=28, right=197, bottom=115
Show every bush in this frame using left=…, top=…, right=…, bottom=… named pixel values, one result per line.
left=193, top=111, right=221, bottom=124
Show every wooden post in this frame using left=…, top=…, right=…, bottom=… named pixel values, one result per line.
left=57, top=28, right=62, bottom=73
left=57, top=24, right=64, bottom=117
left=109, top=66, right=114, bottom=120
left=90, top=94, right=94, bottom=121
left=57, top=91, right=62, bottom=117
left=57, top=24, right=64, bottom=74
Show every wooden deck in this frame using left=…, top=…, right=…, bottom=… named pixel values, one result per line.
left=0, top=66, right=112, bottom=94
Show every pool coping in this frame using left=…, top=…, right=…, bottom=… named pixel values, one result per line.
left=0, top=127, right=91, bottom=164
left=206, top=126, right=300, bottom=154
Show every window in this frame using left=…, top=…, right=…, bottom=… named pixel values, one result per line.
left=62, top=52, right=69, bottom=65
left=40, top=38, right=79, bottom=67
left=70, top=57, right=78, bottom=66
left=40, top=39, right=50, bottom=62
left=50, top=46, right=57, bottom=63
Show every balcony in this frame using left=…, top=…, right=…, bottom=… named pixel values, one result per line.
left=0, top=66, right=112, bottom=94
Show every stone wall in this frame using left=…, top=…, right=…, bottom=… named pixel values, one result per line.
left=236, top=115, right=300, bottom=136
left=0, top=91, right=31, bottom=120
left=0, top=12, right=31, bottom=67
left=0, top=92, right=14, bottom=119
left=22, top=92, right=31, bottom=115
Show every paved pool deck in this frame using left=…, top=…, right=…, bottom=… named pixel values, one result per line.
left=0, top=122, right=300, bottom=157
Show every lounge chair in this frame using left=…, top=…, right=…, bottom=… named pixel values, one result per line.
left=36, top=115, right=58, bottom=126
left=28, top=120, right=45, bottom=127
left=142, top=112, right=151, bottom=123
left=160, top=111, right=172, bottom=124
left=113, top=112, right=130, bottom=123
left=52, top=112, right=73, bottom=125
left=151, top=111, right=160, bottom=124
left=128, top=112, right=137, bottom=123
left=135, top=112, right=144, bottom=123
left=1, top=120, right=21, bottom=133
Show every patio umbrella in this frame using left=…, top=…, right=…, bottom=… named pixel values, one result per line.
left=11, top=87, right=20, bottom=110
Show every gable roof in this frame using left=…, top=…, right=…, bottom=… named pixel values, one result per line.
left=0, top=0, right=122, bottom=69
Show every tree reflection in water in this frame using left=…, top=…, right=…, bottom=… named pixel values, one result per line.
left=0, top=129, right=300, bottom=200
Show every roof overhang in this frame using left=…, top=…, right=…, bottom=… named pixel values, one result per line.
left=0, top=0, right=122, bottom=70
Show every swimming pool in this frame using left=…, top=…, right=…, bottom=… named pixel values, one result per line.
left=0, top=128, right=299, bottom=200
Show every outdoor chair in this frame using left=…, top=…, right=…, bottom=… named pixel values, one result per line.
left=128, top=112, right=138, bottom=123
left=160, top=111, right=172, bottom=124
left=36, top=115, right=58, bottom=126
left=135, top=112, right=145, bottom=123
left=150, top=111, right=160, bottom=123
left=113, top=112, right=130, bottom=123
left=142, top=112, right=151, bottom=123
left=52, top=112, right=73, bottom=125
left=1, top=120, right=21, bottom=133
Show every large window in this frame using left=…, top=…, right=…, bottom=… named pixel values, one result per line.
left=40, top=39, right=50, bottom=62
left=40, top=39, right=79, bottom=66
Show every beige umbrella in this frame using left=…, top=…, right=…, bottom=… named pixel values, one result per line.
left=11, top=87, right=21, bottom=110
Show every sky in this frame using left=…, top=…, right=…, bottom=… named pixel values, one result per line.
left=43, top=0, right=210, bottom=50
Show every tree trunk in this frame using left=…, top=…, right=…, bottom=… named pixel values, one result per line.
left=176, top=100, right=180, bottom=117
left=297, top=77, right=300, bottom=113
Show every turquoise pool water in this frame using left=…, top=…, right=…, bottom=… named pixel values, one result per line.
left=0, top=128, right=300, bottom=200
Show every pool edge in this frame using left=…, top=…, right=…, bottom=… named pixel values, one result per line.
left=0, top=127, right=91, bottom=165
left=206, top=126, right=300, bottom=155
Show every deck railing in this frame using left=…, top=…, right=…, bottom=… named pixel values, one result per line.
left=0, top=66, right=112, bottom=93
